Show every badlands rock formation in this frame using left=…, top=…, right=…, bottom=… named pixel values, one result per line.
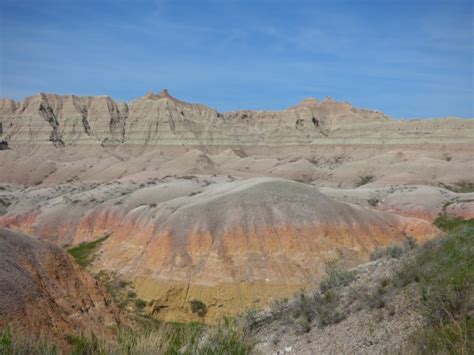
left=1, top=90, right=473, bottom=149
left=0, top=177, right=439, bottom=321
left=0, top=90, right=472, bottom=189
left=0, top=227, right=122, bottom=346
left=0, top=90, right=472, bottom=321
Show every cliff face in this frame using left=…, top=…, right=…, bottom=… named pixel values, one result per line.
left=0, top=227, right=122, bottom=347
left=1, top=91, right=472, bottom=148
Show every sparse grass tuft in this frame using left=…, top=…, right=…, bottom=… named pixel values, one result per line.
left=370, top=236, right=417, bottom=261
left=371, top=244, right=404, bottom=261
left=438, top=181, right=474, bottom=193
left=67, top=234, right=110, bottom=267
left=319, top=262, right=356, bottom=293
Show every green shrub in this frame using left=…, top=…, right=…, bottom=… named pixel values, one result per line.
left=94, top=271, right=145, bottom=315
left=312, top=289, right=345, bottom=327
left=134, top=299, right=147, bottom=311
left=370, top=245, right=404, bottom=260
left=319, top=264, right=356, bottom=293
left=189, top=299, right=207, bottom=318
left=442, top=152, right=452, bottom=161
left=370, top=236, right=417, bottom=261
left=367, top=198, right=380, bottom=207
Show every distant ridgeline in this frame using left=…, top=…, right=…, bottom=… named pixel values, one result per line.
left=0, top=90, right=473, bottom=148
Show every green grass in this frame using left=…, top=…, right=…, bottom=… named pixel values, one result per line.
left=1, top=320, right=252, bottom=355
left=411, top=318, right=473, bottom=355
left=401, top=219, right=474, bottom=353
left=67, top=234, right=110, bottom=267
left=434, top=215, right=474, bottom=233
left=0, top=328, right=58, bottom=355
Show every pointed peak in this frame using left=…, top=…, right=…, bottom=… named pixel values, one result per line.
left=143, top=89, right=177, bottom=101
left=157, top=89, right=173, bottom=99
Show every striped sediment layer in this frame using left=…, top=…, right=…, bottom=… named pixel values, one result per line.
left=0, top=178, right=439, bottom=321
left=1, top=92, right=472, bottom=148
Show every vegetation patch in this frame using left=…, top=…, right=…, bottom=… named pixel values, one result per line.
left=355, top=175, right=375, bottom=187
left=370, top=236, right=417, bottom=261
left=189, top=299, right=208, bottom=319
left=438, top=181, right=474, bottom=193
left=442, top=152, right=452, bottom=161
left=0, top=328, right=58, bottom=355
left=94, top=270, right=148, bottom=316
left=367, top=197, right=380, bottom=207
left=434, top=214, right=474, bottom=232
left=397, top=220, right=474, bottom=353
left=319, top=263, right=356, bottom=293
left=67, top=234, right=110, bottom=267
left=1, top=320, right=252, bottom=355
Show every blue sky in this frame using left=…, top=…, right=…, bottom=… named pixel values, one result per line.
left=1, top=0, right=472, bottom=118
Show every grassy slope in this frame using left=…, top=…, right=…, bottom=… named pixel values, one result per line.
left=67, top=234, right=109, bottom=267
left=407, top=216, right=474, bottom=353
